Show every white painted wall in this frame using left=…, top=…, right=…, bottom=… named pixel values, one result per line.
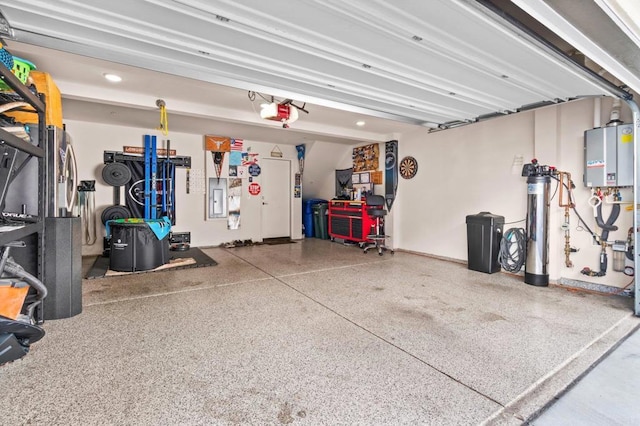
left=395, top=98, right=633, bottom=289
left=66, top=120, right=303, bottom=255
left=301, top=141, right=353, bottom=200
left=395, top=112, right=533, bottom=260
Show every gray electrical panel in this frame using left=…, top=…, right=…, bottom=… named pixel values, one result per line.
left=584, top=123, right=634, bottom=187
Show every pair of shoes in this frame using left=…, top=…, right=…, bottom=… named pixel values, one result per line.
left=223, top=239, right=255, bottom=248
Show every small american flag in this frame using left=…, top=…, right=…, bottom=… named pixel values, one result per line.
left=231, top=139, right=244, bottom=151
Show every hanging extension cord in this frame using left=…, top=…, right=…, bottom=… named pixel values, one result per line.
left=498, top=228, right=526, bottom=273
left=156, top=99, right=168, bottom=135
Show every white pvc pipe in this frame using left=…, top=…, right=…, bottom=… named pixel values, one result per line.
left=625, top=97, right=640, bottom=316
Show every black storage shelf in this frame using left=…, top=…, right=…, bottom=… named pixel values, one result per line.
left=0, top=127, right=44, bottom=157
left=0, top=223, right=44, bottom=246
left=0, top=67, right=44, bottom=113
left=0, top=62, right=47, bottom=323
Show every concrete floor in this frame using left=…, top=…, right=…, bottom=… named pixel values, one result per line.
left=2, top=239, right=638, bottom=425
left=533, top=329, right=640, bottom=425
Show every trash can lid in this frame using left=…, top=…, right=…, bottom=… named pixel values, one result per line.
left=465, top=212, right=505, bottom=224
left=304, top=199, right=328, bottom=213
left=303, top=198, right=328, bottom=205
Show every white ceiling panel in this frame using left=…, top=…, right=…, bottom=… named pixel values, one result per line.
left=0, top=0, right=621, bottom=130
left=514, top=0, right=640, bottom=95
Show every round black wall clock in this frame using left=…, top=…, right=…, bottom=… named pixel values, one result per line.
left=399, top=156, right=418, bottom=179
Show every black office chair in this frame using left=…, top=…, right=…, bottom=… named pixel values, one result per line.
left=362, top=195, right=393, bottom=256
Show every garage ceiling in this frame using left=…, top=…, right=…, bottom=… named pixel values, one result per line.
left=0, top=0, right=626, bottom=136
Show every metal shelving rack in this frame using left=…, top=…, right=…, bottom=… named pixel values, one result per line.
left=0, top=63, right=47, bottom=322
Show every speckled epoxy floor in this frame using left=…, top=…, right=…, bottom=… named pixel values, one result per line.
left=2, top=239, right=638, bottom=425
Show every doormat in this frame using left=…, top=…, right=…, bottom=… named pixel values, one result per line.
left=85, top=247, right=217, bottom=279
left=262, top=237, right=296, bottom=245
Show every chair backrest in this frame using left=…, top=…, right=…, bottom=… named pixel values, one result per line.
left=366, top=194, right=385, bottom=208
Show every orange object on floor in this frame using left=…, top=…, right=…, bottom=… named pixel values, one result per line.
left=0, top=286, right=28, bottom=320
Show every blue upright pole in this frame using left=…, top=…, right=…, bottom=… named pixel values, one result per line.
left=170, top=162, right=175, bottom=222
left=161, top=142, right=167, bottom=216
left=144, top=134, right=151, bottom=219
left=150, top=135, right=157, bottom=219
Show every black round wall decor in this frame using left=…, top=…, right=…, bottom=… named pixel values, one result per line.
left=399, top=156, right=418, bottom=179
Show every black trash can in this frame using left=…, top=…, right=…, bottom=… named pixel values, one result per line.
left=312, top=202, right=329, bottom=239
left=110, top=221, right=170, bottom=272
left=466, top=212, right=504, bottom=274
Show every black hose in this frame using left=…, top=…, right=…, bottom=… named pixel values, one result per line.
left=499, top=228, right=526, bottom=273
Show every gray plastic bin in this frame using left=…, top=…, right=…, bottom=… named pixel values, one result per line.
left=312, top=202, right=329, bottom=239
left=466, top=212, right=504, bottom=274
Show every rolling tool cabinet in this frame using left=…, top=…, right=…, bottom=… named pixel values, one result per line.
left=328, top=199, right=376, bottom=243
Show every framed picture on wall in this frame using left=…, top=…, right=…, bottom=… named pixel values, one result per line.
left=353, top=182, right=373, bottom=196
left=352, top=173, right=360, bottom=184
left=360, top=172, right=370, bottom=184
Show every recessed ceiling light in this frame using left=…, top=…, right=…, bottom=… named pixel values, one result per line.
left=103, top=73, right=122, bottom=83
left=356, top=121, right=365, bottom=126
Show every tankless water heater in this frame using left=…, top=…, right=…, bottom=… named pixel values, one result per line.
left=583, top=123, right=633, bottom=187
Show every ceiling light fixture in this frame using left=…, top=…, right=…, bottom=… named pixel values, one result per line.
left=103, top=73, right=122, bottom=83
left=356, top=121, right=365, bottom=126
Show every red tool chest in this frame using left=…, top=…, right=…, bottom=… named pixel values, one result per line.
left=328, top=199, right=376, bottom=243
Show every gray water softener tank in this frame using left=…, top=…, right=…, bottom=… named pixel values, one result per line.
left=525, top=175, right=550, bottom=286
left=466, top=212, right=504, bottom=274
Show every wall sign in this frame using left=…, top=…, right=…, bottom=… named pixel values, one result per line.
left=248, top=182, right=261, bottom=195
left=249, top=164, right=261, bottom=176
left=205, top=135, right=231, bottom=152
left=385, top=140, right=398, bottom=211
left=352, top=143, right=379, bottom=172
left=228, top=178, right=242, bottom=229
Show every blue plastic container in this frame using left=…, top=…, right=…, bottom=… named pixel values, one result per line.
left=303, top=199, right=327, bottom=237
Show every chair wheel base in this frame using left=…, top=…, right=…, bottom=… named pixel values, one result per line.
left=362, top=242, right=392, bottom=256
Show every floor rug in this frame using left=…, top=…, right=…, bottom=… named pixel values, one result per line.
left=85, top=247, right=217, bottom=279
left=262, top=237, right=296, bottom=245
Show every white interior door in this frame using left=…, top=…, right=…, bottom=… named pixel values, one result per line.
left=261, top=159, right=291, bottom=239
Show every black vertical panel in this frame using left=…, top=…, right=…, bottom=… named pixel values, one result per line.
left=43, top=217, right=82, bottom=319
left=123, top=160, right=176, bottom=224
left=385, top=140, right=398, bottom=211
